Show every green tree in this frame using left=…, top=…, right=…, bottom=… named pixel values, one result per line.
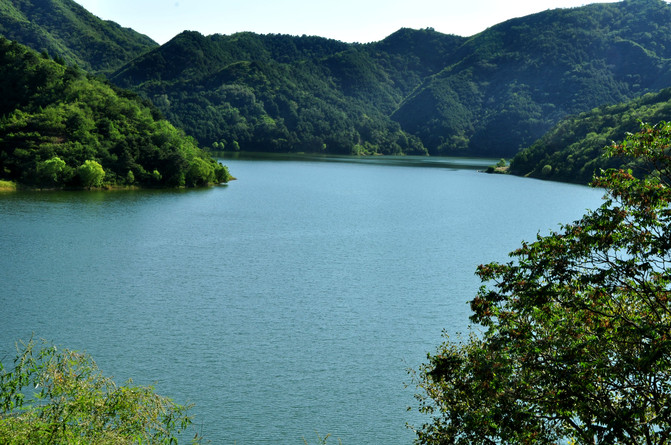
left=413, top=122, right=671, bottom=444
left=77, top=160, right=105, bottom=189
left=215, top=164, right=233, bottom=183
left=185, top=157, right=216, bottom=187
left=36, top=156, right=69, bottom=187
left=0, top=338, right=201, bottom=444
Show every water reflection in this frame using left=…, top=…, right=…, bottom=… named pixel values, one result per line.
left=218, top=151, right=499, bottom=170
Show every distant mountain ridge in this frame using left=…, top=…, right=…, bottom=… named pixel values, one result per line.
left=109, top=28, right=461, bottom=155
left=0, top=0, right=157, bottom=73
left=107, top=0, right=671, bottom=157
left=392, top=0, right=671, bottom=156
left=3, top=0, right=671, bottom=167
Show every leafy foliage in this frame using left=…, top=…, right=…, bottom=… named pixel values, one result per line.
left=0, top=338, right=201, bottom=444
left=0, top=0, right=157, bottom=73
left=0, top=37, right=232, bottom=189
left=77, top=159, right=105, bottom=189
left=413, top=121, right=671, bottom=444
left=511, top=87, right=671, bottom=183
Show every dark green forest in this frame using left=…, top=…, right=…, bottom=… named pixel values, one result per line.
left=110, top=30, right=436, bottom=155
left=510, top=87, right=671, bottom=183
left=0, top=0, right=157, bottom=73
left=3, top=0, right=671, bottom=182
left=0, top=36, right=231, bottom=189
left=107, top=0, right=671, bottom=159
left=393, top=0, right=671, bottom=156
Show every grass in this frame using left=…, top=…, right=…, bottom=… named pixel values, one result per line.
left=0, top=180, right=17, bottom=191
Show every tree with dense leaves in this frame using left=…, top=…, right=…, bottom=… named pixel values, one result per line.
left=0, top=338, right=201, bottom=444
left=77, top=159, right=105, bottom=189
left=413, top=121, right=671, bottom=444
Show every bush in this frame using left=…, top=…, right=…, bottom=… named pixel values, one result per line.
left=77, top=160, right=105, bottom=188
left=0, top=338, right=202, bottom=444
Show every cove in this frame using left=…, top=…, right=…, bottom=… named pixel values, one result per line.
left=0, top=156, right=604, bottom=444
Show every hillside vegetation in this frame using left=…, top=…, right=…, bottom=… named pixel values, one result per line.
left=0, top=37, right=231, bottom=189
left=110, top=30, right=447, bottom=155
left=3, top=0, right=671, bottom=181
left=0, top=0, right=157, bottom=73
left=107, top=0, right=671, bottom=158
left=510, top=87, right=671, bottom=183
left=393, top=0, right=671, bottom=156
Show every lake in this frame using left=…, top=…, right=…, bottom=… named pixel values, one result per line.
left=0, top=155, right=604, bottom=444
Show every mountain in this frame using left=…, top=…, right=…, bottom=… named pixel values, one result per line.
left=4, top=0, right=671, bottom=167
left=0, top=36, right=231, bottom=188
left=509, top=87, right=671, bottom=183
left=109, top=29, right=461, bottom=155
left=107, top=0, right=671, bottom=158
left=392, top=0, right=671, bottom=156
left=0, top=0, right=157, bottom=73
left=107, top=27, right=472, bottom=155
left=107, top=29, right=470, bottom=154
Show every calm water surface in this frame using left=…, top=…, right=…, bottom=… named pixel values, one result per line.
left=0, top=156, right=604, bottom=444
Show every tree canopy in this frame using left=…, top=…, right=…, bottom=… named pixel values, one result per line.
left=0, top=36, right=231, bottom=189
left=413, top=121, right=671, bottom=444
left=511, top=88, right=671, bottom=184
left=0, top=0, right=157, bottom=73
left=0, top=338, right=201, bottom=444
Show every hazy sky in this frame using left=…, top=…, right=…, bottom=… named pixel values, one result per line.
left=74, top=0, right=623, bottom=45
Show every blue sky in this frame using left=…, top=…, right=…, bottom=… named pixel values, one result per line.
left=75, top=0, right=624, bottom=44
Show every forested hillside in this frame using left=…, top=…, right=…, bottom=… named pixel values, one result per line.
left=393, top=0, right=671, bottom=156
left=106, top=0, right=671, bottom=158
left=0, top=0, right=157, bottom=73
left=0, top=37, right=230, bottom=189
left=110, top=30, right=455, bottom=155
left=3, top=0, right=671, bottom=176
left=510, top=87, right=671, bottom=183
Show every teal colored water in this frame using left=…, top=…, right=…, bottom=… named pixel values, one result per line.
left=0, top=156, right=604, bottom=444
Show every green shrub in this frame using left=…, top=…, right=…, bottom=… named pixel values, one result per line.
left=0, top=338, right=202, bottom=444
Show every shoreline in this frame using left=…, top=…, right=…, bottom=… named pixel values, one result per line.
left=0, top=180, right=233, bottom=192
